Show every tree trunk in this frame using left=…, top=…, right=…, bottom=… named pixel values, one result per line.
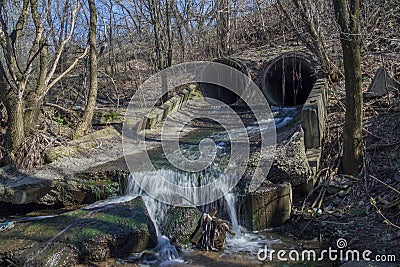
left=217, top=0, right=231, bottom=56
left=24, top=41, right=48, bottom=132
left=4, top=96, right=25, bottom=163
left=74, top=0, right=98, bottom=138
left=23, top=98, right=41, bottom=133
left=152, top=0, right=164, bottom=70
left=166, top=0, right=173, bottom=68
left=333, top=0, right=363, bottom=174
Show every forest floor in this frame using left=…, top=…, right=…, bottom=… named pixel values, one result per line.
left=277, top=82, right=400, bottom=263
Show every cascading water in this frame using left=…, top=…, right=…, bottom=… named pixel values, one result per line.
left=223, top=192, right=277, bottom=255
left=124, top=174, right=182, bottom=263
left=224, top=193, right=240, bottom=235
left=89, top=106, right=300, bottom=264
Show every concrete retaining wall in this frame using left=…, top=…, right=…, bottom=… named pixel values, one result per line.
left=301, top=78, right=328, bottom=150
left=138, top=83, right=198, bottom=130
left=300, top=78, right=328, bottom=190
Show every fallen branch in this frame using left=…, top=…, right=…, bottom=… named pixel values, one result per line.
left=366, top=140, right=400, bottom=150
left=369, top=175, right=400, bottom=195
left=44, top=102, right=79, bottom=118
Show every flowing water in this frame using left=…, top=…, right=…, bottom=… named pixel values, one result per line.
left=82, top=107, right=303, bottom=265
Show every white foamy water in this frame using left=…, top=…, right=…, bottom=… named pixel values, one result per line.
left=224, top=229, right=281, bottom=256
left=223, top=192, right=282, bottom=257
left=224, top=193, right=240, bottom=235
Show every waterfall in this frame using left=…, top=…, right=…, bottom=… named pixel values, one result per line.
left=125, top=173, right=181, bottom=263
left=224, top=192, right=240, bottom=235
left=125, top=174, right=169, bottom=233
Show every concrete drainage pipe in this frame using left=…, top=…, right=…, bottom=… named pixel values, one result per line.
left=199, top=57, right=250, bottom=106
left=262, top=52, right=317, bottom=106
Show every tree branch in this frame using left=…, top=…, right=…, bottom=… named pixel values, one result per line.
left=46, top=3, right=81, bottom=85
left=46, top=45, right=89, bottom=92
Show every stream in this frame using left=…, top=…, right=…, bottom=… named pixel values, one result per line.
left=86, top=106, right=307, bottom=266
left=0, top=107, right=306, bottom=266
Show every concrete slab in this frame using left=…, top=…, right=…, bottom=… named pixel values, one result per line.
left=365, top=67, right=398, bottom=98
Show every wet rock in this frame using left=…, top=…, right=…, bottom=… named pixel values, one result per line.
left=0, top=197, right=157, bottom=266
left=268, top=127, right=313, bottom=191
left=163, top=207, right=202, bottom=244
left=238, top=183, right=292, bottom=230
left=0, top=165, right=122, bottom=207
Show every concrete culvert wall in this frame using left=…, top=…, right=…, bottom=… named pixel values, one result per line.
left=262, top=53, right=317, bottom=106
left=199, top=57, right=250, bottom=106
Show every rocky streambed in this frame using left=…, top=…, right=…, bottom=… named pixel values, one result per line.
left=0, top=103, right=323, bottom=266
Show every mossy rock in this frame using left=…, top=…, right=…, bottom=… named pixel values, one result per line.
left=0, top=197, right=157, bottom=266
left=163, top=207, right=202, bottom=244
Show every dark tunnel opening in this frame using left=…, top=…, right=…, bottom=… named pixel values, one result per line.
left=262, top=55, right=317, bottom=106
left=199, top=58, right=249, bottom=106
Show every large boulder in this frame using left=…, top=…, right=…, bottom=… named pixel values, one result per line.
left=0, top=162, right=123, bottom=207
left=45, top=126, right=121, bottom=162
left=268, top=127, right=314, bottom=193
left=0, top=197, right=157, bottom=266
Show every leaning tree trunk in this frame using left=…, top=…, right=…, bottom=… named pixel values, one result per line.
left=333, top=0, right=363, bottom=174
left=24, top=40, right=48, bottom=132
left=74, top=0, right=98, bottom=138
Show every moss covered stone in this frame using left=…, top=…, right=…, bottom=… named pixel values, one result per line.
left=163, top=207, right=202, bottom=244
left=0, top=197, right=157, bottom=266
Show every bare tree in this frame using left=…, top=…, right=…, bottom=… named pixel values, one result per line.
left=150, top=0, right=164, bottom=70
left=0, top=0, right=87, bottom=164
left=276, top=0, right=340, bottom=79
left=75, top=0, right=99, bottom=138
left=217, top=0, right=231, bottom=56
left=165, top=0, right=173, bottom=67
left=333, top=0, right=363, bottom=174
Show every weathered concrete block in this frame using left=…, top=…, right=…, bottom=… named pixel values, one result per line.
left=268, top=127, right=313, bottom=192
left=161, top=101, right=173, bottom=119
left=306, top=148, right=322, bottom=177
left=170, top=96, right=181, bottom=112
left=174, top=94, right=184, bottom=110
left=182, top=88, right=191, bottom=102
left=238, top=183, right=292, bottom=230
left=138, top=84, right=198, bottom=130
left=365, top=67, right=398, bottom=98
left=177, top=93, right=186, bottom=109
left=301, top=78, right=327, bottom=149
left=139, top=108, right=164, bottom=130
